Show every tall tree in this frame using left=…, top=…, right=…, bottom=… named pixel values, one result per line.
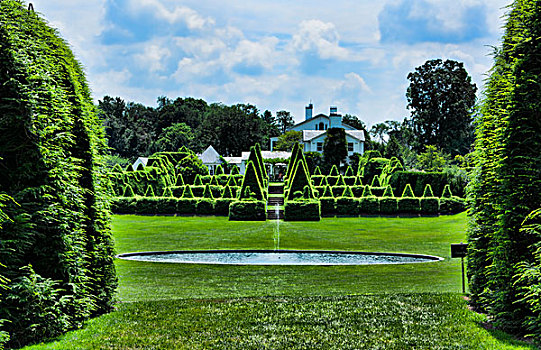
left=467, top=0, right=541, bottom=335
left=323, top=128, right=347, bottom=170
left=406, top=59, right=477, bottom=156
left=276, top=110, right=294, bottom=133
left=274, top=131, right=302, bottom=151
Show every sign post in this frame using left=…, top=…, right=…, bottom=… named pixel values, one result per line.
left=451, top=243, right=468, bottom=294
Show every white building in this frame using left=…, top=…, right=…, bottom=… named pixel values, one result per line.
left=270, top=104, right=365, bottom=158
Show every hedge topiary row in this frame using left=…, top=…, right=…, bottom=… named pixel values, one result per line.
left=112, top=197, right=236, bottom=216
left=318, top=197, right=465, bottom=216
left=284, top=200, right=320, bottom=221
left=229, top=200, right=267, bottom=221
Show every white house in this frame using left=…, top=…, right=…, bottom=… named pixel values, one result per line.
left=270, top=104, right=365, bottom=158
left=197, top=145, right=222, bottom=175
left=131, top=157, right=148, bottom=171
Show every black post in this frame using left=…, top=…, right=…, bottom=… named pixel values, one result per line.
left=461, top=257, right=465, bottom=294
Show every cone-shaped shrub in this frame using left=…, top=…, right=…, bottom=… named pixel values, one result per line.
left=210, top=175, right=219, bottom=186
left=113, top=164, right=124, bottom=173
left=194, top=174, right=203, bottom=186
left=303, top=186, right=312, bottom=199
left=287, top=160, right=314, bottom=200
left=125, top=164, right=134, bottom=172
left=162, top=187, right=174, bottom=197
left=329, top=164, right=339, bottom=176
left=215, top=165, right=224, bottom=175
left=248, top=146, right=264, bottom=184
left=239, top=161, right=264, bottom=200
left=336, top=175, right=346, bottom=186
left=402, top=184, right=415, bottom=197
left=123, top=184, right=135, bottom=197
left=354, top=176, right=363, bottom=186
left=286, top=143, right=300, bottom=180
left=227, top=176, right=238, bottom=187
left=341, top=186, right=354, bottom=198
left=382, top=185, right=394, bottom=197
left=422, top=184, right=435, bottom=197
left=231, top=165, right=240, bottom=175
left=222, top=185, right=233, bottom=199
left=144, top=185, right=155, bottom=197
left=344, top=166, right=353, bottom=176
left=202, top=183, right=214, bottom=199
left=362, top=186, right=374, bottom=197
left=175, top=174, right=185, bottom=186
left=182, top=185, right=194, bottom=198
left=322, top=185, right=334, bottom=198
left=371, top=175, right=379, bottom=187
left=441, top=184, right=452, bottom=198
left=314, top=166, right=322, bottom=175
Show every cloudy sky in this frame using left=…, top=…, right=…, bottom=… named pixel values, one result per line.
left=32, top=0, right=511, bottom=127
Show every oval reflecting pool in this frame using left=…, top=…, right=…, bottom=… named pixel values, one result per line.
left=117, top=250, right=443, bottom=266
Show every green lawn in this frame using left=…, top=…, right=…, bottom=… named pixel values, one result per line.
left=23, top=213, right=537, bottom=349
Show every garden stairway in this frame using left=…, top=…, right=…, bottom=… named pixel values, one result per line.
left=267, top=183, right=284, bottom=220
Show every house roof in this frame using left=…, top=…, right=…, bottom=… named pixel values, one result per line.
left=131, top=157, right=148, bottom=171
left=302, top=130, right=365, bottom=142
left=288, top=114, right=329, bottom=131
left=345, top=130, right=365, bottom=141
left=303, top=130, right=326, bottom=141
left=240, top=150, right=292, bottom=160
left=198, top=145, right=221, bottom=164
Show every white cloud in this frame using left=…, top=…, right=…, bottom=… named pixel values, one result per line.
left=292, top=19, right=352, bottom=60
left=134, top=42, right=171, bottom=72
left=129, top=0, right=214, bottom=29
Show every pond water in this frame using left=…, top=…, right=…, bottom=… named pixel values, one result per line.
left=117, top=250, right=443, bottom=266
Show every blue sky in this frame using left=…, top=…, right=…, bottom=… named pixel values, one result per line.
left=32, top=0, right=511, bottom=127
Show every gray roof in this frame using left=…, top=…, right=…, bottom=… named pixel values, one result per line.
left=198, top=145, right=222, bottom=164
left=240, top=150, right=292, bottom=160
left=303, top=130, right=326, bottom=141
left=345, top=130, right=365, bottom=141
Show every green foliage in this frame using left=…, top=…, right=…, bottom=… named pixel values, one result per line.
left=416, top=145, right=450, bottom=172
left=328, top=165, right=339, bottom=176
left=341, top=186, right=354, bottom=198
left=336, top=198, right=359, bottom=216
left=362, top=158, right=390, bottom=185
left=284, top=200, right=321, bottom=221
left=175, top=174, right=185, bottom=186
left=177, top=155, right=208, bottom=185
left=202, top=184, right=214, bottom=199
left=194, top=174, right=203, bottom=186
left=379, top=197, right=398, bottom=214
left=441, top=185, right=453, bottom=198
left=182, top=185, right=194, bottom=199
left=359, top=197, right=380, bottom=214
left=123, top=184, right=135, bottom=197
left=0, top=2, right=117, bottom=346
left=196, top=199, right=215, bottom=215
left=287, top=159, right=314, bottom=200
left=401, top=184, right=415, bottom=198
left=440, top=197, right=465, bottom=214
left=162, top=187, right=174, bottom=197
left=344, top=166, right=353, bottom=176
left=371, top=175, right=379, bottom=187
left=323, top=128, right=348, bottom=170
left=406, top=58, right=477, bottom=155
left=390, top=171, right=462, bottom=198
left=362, top=186, right=374, bottom=197
left=231, top=165, right=240, bottom=175
left=398, top=198, right=421, bottom=213
left=321, top=185, right=334, bottom=198
left=383, top=185, right=394, bottom=197
left=144, top=185, right=155, bottom=197
left=215, top=165, right=224, bottom=176
left=313, top=166, right=322, bottom=176
left=221, top=185, right=233, bottom=199
left=274, top=130, right=303, bottom=151
left=420, top=198, right=440, bottom=214
left=228, top=200, right=266, bottom=221
left=319, top=198, right=336, bottom=216
left=422, top=184, right=434, bottom=197
left=239, top=161, right=264, bottom=200
left=214, top=199, right=234, bottom=216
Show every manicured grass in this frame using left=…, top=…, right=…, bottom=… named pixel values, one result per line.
left=25, top=294, right=535, bottom=349
left=113, top=214, right=468, bottom=301
left=22, top=213, right=536, bottom=349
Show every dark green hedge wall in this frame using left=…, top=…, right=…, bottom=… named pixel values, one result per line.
left=0, top=1, right=116, bottom=347
left=229, top=200, right=267, bottom=221
left=284, top=200, right=320, bottom=221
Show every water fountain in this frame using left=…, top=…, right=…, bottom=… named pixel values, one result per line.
left=273, top=204, right=280, bottom=251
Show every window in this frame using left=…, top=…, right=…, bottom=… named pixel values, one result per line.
left=348, top=143, right=354, bottom=152
left=319, top=122, right=324, bottom=130
left=317, top=142, right=323, bottom=152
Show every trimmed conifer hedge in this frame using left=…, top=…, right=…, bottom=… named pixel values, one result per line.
left=0, top=2, right=117, bottom=346
left=284, top=200, right=321, bottom=221
left=229, top=200, right=267, bottom=221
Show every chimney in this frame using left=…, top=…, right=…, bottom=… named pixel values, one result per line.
left=329, top=106, right=342, bottom=128
left=305, top=103, right=313, bottom=120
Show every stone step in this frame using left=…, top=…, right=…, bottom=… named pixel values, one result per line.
left=267, top=209, right=284, bottom=220
left=268, top=185, right=284, bottom=194
left=268, top=197, right=284, bottom=205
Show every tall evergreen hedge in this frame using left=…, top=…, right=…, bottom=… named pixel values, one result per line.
left=467, top=0, right=541, bottom=336
left=0, top=1, right=117, bottom=346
